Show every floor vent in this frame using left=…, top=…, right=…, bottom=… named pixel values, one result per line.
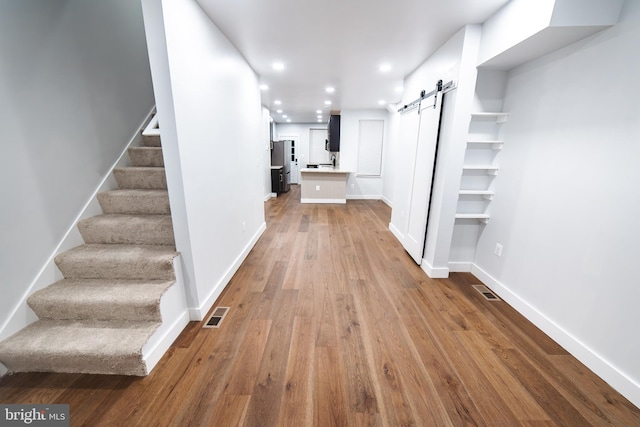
left=203, top=306, right=230, bottom=328
left=472, top=285, right=501, bottom=301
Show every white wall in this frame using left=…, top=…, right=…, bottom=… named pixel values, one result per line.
left=142, top=0, right=266, bottom=319
left=382, top=108, right=401, bottom=206
left=340, top=109, right=390, bottom=200
left=0, top=1, right=155, bottom=335
left=473, top=0, right=640, bottom=406
left=262, top=108, right=273, bottom=199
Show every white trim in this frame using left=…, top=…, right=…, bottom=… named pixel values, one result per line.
left=142, top=112, right=160, bottom=136
left=346, top=195, right=382, bottom=200
left=0, top=106, right=156, bottom=341
left=388, top=222, right=404, bottom=243
left=264, top=193, right=276, bottom=202
left=188, top=222, right=267, bottom=320
left=142, top=256, right=190, bottom=373
left=448, top=262, right=473, bottom=272
left=471, top=264, right=640, bottom=409
left=381, top=196, right=392, bottom=207
left=300, top=198, right=346, bottom=204
left=420, top=259, right=450, bottom=278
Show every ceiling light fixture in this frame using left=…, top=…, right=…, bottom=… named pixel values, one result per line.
left=274, top=100, right=282, bottom=105
left=317, top=115, right=322, bottom=119
left=326, top=86, right=335, bottom=93
left=395, top=86, right=403, bottom=93
left=272, top=62, right=285, bottom=71
left=378, top=100, right=386, bottom=105
left=324, top=100, right=332, bottom=105
left=259, top=84, right=269, bottom=90
left=316, top=110, right=322, bottom=114
left=317, top=119, right=322, bottom=122
left=282, top=114, right=288, bottom=118
left=379, top=63, right=391, bottom=72
left=276, top=109, right=283, bottom=113
left=286, top=119, right=291, bottom=123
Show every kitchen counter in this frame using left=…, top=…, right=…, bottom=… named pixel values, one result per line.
left=300, top=167, right=350, bottom=174
left=300, top=168, right=350, bottom=203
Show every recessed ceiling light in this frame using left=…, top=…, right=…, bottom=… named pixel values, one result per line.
left=324, top=100, right=332, bottom=105
left=286, top=119, right=291, bottom=122
left=316, top=110, right=322, bottom=114
left=317, top=115, right=322, bottom=119
left=317, top=119, right=322, bottom=122
left=259, top=84, right=269, bottom=90
left=379, top=63, right=391, bottom=72
left=326, top=86, right=335, bottom=93
left=272, top=62, right=285, bottom=71
left=282, top=114, right=288, bottom=118
left=276, top=109, right=283, bottom=113
left=378, top=100, right=386, bottom=105
left=395, top=86, right=403, bottom=92
left=274, top=100, right=282, bottom=105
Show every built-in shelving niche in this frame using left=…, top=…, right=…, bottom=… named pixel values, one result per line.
left=456, top=112, right=508, bottom=224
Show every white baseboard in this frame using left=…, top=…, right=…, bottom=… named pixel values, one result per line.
left=143, top=256, right=190, bottom=373
left=346, top=194, right=382, bottom=200
left=388, top=222, right=404, bottom=243
left=301, top=198, right=346, bottom=204
left=471, top=263, right=640, bottom=409
left=381, top=196, right=392, bottom=207
left=420, top=259, right=450, bottom=279
left=188, top=221, right=267, bottom=321
left=448, top=262, right=473, bottom=272
left=264, top=193, right=276, bottom=201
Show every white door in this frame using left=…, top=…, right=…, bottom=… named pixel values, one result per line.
left=285, top=139, right=299, bottom=184
left=390, top=95, right=443, bottom=264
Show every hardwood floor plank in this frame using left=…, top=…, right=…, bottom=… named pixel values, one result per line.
left=314, top=346, right=349, bottom=427
left=224, top=320, right=272, bottom=396
left=278, top=316, right=315, bottom=427
left=495, top=348, right=592, bottom=426
left=243, top=290, right=298, bottom=427
left=334, top=293, right=379, bottom=416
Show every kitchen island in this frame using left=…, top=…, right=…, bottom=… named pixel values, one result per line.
left=300, top=167, right=350, bottom=204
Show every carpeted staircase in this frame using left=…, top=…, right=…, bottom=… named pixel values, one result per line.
left=0, top=132, right=178, bottom=376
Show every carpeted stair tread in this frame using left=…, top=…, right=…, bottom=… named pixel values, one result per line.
left=97, top=189, right=170, bottom=215
left=113, top=167, right=167, bottom=189
left=27, top=279, right=174, bottom=321
left=0, top=319, right=160, bottom=376
left=55, top=244, right=177, bottom=280
left=78, top=214, right=174, bottom=245
left=142, top=134, right=161, bottom=147
left=128, top=147, right=164, bottom=167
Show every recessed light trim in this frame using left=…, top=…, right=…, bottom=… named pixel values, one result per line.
left=272, top=62, right=285, bottom=71
left=282, top=114, right=288, bottom=118
left=326, top=86, right=335, bottom=93
left=274, top=100, right=282, bottom=105
left=316, top=110, right=322, bottom=114
left=379, top=63, right=392, bottom=72
left=259, top=84, right=269, bottom=90
left=286, top=119, right=291, bottom=122
left=276, top=109, right=283, bottom=113
left=324, top=100, right=332, bottom=105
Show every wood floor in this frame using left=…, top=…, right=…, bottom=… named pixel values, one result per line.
left=1, top=185, right=639, bottom=426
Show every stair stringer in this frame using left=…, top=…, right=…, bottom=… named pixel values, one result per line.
left=141, top=256, right=190, bottom=374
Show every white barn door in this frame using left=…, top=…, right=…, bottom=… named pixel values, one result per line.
left=390, top=94, right=443, bottom=264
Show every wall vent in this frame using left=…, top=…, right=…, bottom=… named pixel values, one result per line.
left=203, top=306, right=230, bottom=328
left=472, top=285, right=501, bottom=301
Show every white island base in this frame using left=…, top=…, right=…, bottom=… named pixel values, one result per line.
left=300, top=168, right=350, bottom=204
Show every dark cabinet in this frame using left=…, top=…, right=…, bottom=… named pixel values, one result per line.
left=271, top=167, right=284, bottom=193
left=326, top=114, right=340, bottom=152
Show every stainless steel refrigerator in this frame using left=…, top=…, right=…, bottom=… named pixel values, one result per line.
left=270, top=140, right=290, bottom=192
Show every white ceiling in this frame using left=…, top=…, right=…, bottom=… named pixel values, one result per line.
left=196, top=0, right=511, bottom=123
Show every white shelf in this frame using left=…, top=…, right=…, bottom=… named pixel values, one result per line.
left=455, top=213, right=490, bottom=224
left=466, top=140, right=503, bottom=149
left=471, top=112, right=509, bottom=123
left=459, top=190, right=494, bottom=200
left=462, top=165, right=499, bottom=175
